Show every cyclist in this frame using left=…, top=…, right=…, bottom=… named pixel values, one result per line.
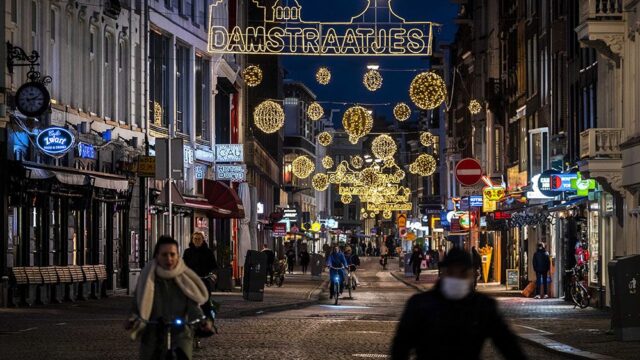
left=326, top=245, right=348, bottom=299
left=344, top=246, right=361, bottom=286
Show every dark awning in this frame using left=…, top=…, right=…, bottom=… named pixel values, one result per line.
left=548, top=197, right=588, bottom=212
left=21, top=162, right=130, bottom=192
left=158, top=181, right=240, bottom=218
left=204, top=179, right=245, bottom=219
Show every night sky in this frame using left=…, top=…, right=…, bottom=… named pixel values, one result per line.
left=281, top=0, right=459, bottom=124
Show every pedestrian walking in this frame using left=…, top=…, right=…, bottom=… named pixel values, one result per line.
left=532, top=242, right=551, bottom=299
left=262, top=244, right=276, bottom=285
left=300, top=249, right=310, bottom=274
left=391, top=247, right=526, bottom=360
left=472, top=246, right=482, bottom=288
left=366, top=242, right=373, bottom=256
left=183, top=232, right=218, bottom=291
left=408, top=246, right=424, bottom=281
left=286, top=248, right=296, bottom=274
left=360, top=241, right=367, bottom=255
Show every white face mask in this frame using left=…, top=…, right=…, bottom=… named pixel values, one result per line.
left=441, top=277, right=472, bottom=300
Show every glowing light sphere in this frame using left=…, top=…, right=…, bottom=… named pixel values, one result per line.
left=291, top=155, right=315, bottom=179
left=341, top=194, right=353, bottom=205
left=409, top=71, right=447, bottom=110
left=371, top=134, right=397, bottom=160
left=395, top=169, right=406, bottom=181
left=350, top=155, right=364, bottom=169
left=409, top=154, right=437, bottom=177
left=383, top=210, right=393, bottom=219
left=468, top=99, right=482, bottom=115
left=370, top=212, right=377, bottom=218
left=254, top=100, right=285, bottom=134
left=420, top=132, right=435, bottom=147
left=242, top=65, right=263, bottom=87
left=393, top=102, right=412, bottom=122
left=321, top=156, right=334, bottom=169
left=318, top=131, right=333, bottom=147
left=316, top=67, right=331, bottom=85
left=363, top=69, right=383, bottom=92
left=342, top=106, right=373, bottom=144
left=307, top=102, right=324, bottom=121
left=360, top=168, right=379, bottom=187
left=312, top=173, right=330, bottom=191
left=361, top=212, right=368, bottom=219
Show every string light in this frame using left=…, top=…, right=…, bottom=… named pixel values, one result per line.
left=254, top=100, right=285, bottom=134
left=383, top=210, right=392, bottom=219
left=409, top=71, right=447, bottom=110
left=316, top=67, right=331, bottom=85
left=393, top=102, right=411, bottom=122
left=350, top=155, right=364, bottom=169
left=307, top=102, right=324, bottom=121
left=318, top=131, right=333, bottom=146
left=394, top=169, right=406, bottom=181
left=292, top=155, right=315, bottom=179
left=341, top=194, right=353, bottom=205
left=371, top=134, right=397, bottom=160
left=383, top=158, right=397, bottom=168
left=312, top=173, right=329, bottom=191
left=370, top=212, right=376, bottom=218
left=420, top=132, right=435, bottom=147
left=469, top=99, right=482, bottom=115
left=242, top=65, right=263, bottom=87
left=360, top=168, right=379, bottom=187
left=322, top=156, right=334, bottom=169
left=363, top=69, right=383, bottom=91
left=409, top=154, right=437, bottom=177
left=361, top=212, right=368, bottom=219
left=342, top=106, right=373, bottom=144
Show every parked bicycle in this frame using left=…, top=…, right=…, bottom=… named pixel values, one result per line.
left=566, top=266, right=590, bottom=309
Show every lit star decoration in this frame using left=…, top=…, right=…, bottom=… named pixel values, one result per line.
left=363, top=69, right=383, bottom=92
left=254, top=100, right=285, bottom=134
left=291, top=155, right=315, bottom=179
left=312, top=173, right=330, bottom=191
left=242, top=65, right=263, bottom=87
left=351, top=155, right=364, bottom=169
left=342, top=106, right=374, bottom=144
left=371, top=134, right=397, bottom=160
left=321, top=156, right=334, bottom=169
left=393, top=102, right=411, bottom=122
left=409, top=71, right=447, bottom=110
left=468, top=99, right=482, bottom=115
left=307, top=102, right=324, bottom=121
left=316, top=67, right=331, bottom=85
left=318, top=131, right=333, bottom=146
left=420, top=132, right=435, bottom=147
left=409, top=154, right=437, bottom=176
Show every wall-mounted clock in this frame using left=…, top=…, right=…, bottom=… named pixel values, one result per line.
left=15, top=81, right=51, bottom=117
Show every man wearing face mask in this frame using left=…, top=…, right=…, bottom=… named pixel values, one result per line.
left=391, top=247, right=526, bottom=360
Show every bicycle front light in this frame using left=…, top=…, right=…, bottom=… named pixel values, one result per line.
left=174, top=318, right=183, bottom=326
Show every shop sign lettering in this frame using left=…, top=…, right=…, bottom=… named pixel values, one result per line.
left=215, top=164, right=246, bottom=182
left=36, top=127, right=75, bottom=156
left=215, top=144, right=244, bottom=162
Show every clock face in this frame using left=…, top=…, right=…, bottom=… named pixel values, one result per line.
left=16, top=82, right=50, bottom=117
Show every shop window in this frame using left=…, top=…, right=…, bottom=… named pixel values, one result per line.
left=529, top=127, right=549, bottom=176
left=149, top=30, right=170, bottom=128
left=588, top=208, right=599, bottom=285
left=195, top=54, right=211, bottom=141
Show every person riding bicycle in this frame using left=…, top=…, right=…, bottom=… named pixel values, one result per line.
left=326, top=245, right=348, bottom=299
left=126, top=236, right=212, bottom=360
left=344, top=246, right=361, bottom=286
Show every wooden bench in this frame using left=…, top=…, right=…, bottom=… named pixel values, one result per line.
left=40, top=267, right=58, bottom=284
left=94, top=265, right=107, bottom=281
left=10, top=267, right=28, bottom=286
left=69, top=266, right=89, bottom=300
left=8, top=267, right=36, bottom=306
left=55, top=266, right=72, bottom=283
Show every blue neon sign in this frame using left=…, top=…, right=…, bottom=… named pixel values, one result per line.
left=36, top=127, right=75, bottom=156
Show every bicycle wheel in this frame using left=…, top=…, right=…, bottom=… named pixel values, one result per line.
left=348, top=276, right=352, bottom=298
left=578, top=286, right=590, bottom=309
left=334, top=281, right=340, bottom=305
left=276, top=276, right=284, bottom=287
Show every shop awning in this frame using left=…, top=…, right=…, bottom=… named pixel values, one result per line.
left=91, top=176, right=130, bottom=191
left=204, top=179, right=245, bottom=219
left=23, top=163, right=129, bottom=191
left=548, top=197, right=587, bottom=212
left=183, top=196, right=216, bottom=211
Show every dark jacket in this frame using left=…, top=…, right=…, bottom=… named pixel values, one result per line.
left=532, top=249, right=551, bottom=273
left=300, top=251, right=310, bottom=265
left=262, top=249, right=275, bottom=267
left=409, top=251, right=423, bottom=268
left=391, top=282, right=526, bottom=360
left=183, top=242, right=218, bottom=277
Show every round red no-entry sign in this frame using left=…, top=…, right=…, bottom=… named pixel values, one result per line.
left=455, top=158, right=483, bottom=186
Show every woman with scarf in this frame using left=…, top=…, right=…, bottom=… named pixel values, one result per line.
left=125, top=236, right=211, bottom=360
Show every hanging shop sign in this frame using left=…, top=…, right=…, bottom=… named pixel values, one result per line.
left=549, top=173, right=578, bottom=192
left=208, top=1, right=439, bottom=57
left=137, top=156, right=156, bottom=177
left=195, top=149, right=215, bottom=163
left=36, top=127, right=75, bottom=156
left=397, top=214, right=407, bottom=228
left=310, top=222, right=322, bottom=232
left=215, top=144, right=244, bottom=162
left=257, top=202, right=265, bottom=215
left=571, top=172, right=597, bottom=196
left=215, top=164, right=246, bottom=182
left=527, top=174, right=555, bottom=200
left=194, top=165, right=207, bottom=180
left=482, top=187, right=505, bottom=213
left=184, top=147, right=195, bottom=165
left=76, top=142, right=96, bottom=159
left=273, top=223, right=287, bottom=237
left=326, top=218, right=339, bottom=229
left=283, top=208, right=299, bottom=219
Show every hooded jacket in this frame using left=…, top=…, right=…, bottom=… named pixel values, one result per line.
left=183, top=242, right=218, bottom=277
left=532, top=248, right=551, bottom=273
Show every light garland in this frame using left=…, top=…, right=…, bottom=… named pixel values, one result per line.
left=307, top=102, right=324, bottom=121
left=292, top=155, right=315, bottom=179
left=254, top=100, right=285, bottom=134
left=316, top=67, right=331, bottom=85
left=363, top=69, right=383, bottom=92
left=420, top=132, right=435, bottom=147
left=383, top=210, right=393, bottom=219
left=409, top=154, right=437, bottom=177
left=371, top=134, right=397, bottom=160
left=312, top=173, right=329, bottom=191
left=350, top=155, right=364, bottom=169
left=383, top=158, right=397, bottom=168
left=359, top=167, right=379, bottom=187
left=361, top=212, right=368, bottom=219
left=317, top=131, right=333, bottom=146
left=321, top=156, right=334, bottom=169
left=468, top=99, right=482, bottom=115
left=394, top=169, right=406, bottom=181
left=341, top=194, right=353, bottom=205
left=393, top=102, right=411, bottom=122
left=342, top=106, right=373, bottom=144
left=370, top=212, right=376, bottom=218
left=242, top=65, right=263, bottom=87
left=409, top=71, right=447, bottom=110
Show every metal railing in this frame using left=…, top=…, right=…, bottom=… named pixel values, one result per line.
left=580, top=128, right=623, bottom=159
left=580, top=0, right=623, bottom=22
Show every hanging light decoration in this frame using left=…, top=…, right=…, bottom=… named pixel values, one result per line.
left=383, top=158, right=397, bottom=168
left=420, top=132, right=435, bottom=147
left=242, top=65, right=263, bottom=87
left=393, top=102, right=412, bottom=122
left=468, top=99, right=482, bottom=115
left=383, top=210, right=393, bottom=219
left=317, top=131, right=333, bottom=147
left=254, top=100, right=285, bottom=134
left=409, top=154, right=437, bottom=177
left=409, top=71, right=447, bottom=110
left=321, top=156, right=334, bottom=169
left=307, top=102, right=325, bottom=121
left=371, top=134, right=397, bottom=160
left=360, top=167, right=379, bottom=187
left=350, top=155, right=364, bottom=169
left=394, top=169, right=406, bottom=181
left=361, top=212, right=368, bottom=219
left=342, top=106, right=373, bottom=144
left=341, top=194, right=353, bottom=205
left=316, top=67, right=331, bottom=85
left=312, top=173, right=329, bottom=191
left=292, top=155, right=315, bottom=179
left=363, top=69, right=383, bottom=91
left=370, top=212, right=377, bottom=218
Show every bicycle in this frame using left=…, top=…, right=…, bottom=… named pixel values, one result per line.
left=328, top=265, right=345, bottom=305
left=566, top=266, right=590, bottom=309
left=346, top=264, right=358, bottom=298
left=134, top=316, right=208, bottom=360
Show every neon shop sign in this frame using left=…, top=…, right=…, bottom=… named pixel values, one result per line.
left=36, top=127, right=75, bottom=157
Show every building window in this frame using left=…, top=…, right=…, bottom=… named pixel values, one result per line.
left=90, top=32, right=94, bottom=54
left=118, top=41, right=129, bottom=124
left=176, top=44, right=190, bottom=134
left=520, top=118, right=528, bottom=172
left=195, top=54, right=211, bottom=140
left=529, top=127, right=548, bottom=176
left=149, top=31, right=170, bottom=127
left=31, top=1, right=38, bottom=50
left=11, top=0, right=18, bottom=24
